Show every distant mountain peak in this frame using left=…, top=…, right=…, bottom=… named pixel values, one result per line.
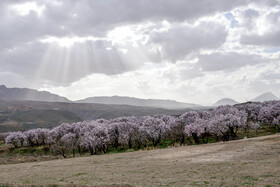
left=252, top=92, right=279, bottom=102
left=0, top=85, right=7, bottom=89
left=0, top=85, right=71, bottom=103
left=213, top=98, right=238, bottom=106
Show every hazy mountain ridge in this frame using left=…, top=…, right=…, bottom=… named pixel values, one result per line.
left=0, top=100, right=190, bottom=132
left=1, top=85, right=279, bottom=109
left=0, top=84, right=279, bottom=132
left=212, top=92, right=279, bottom=106
left=251, top=92, right=279, bottom=102
left=0, top=85, right=201, bottom=109
left=0, top=85, right=201, bottom=132
left=0, top=85, right=70, bottom=103
left=0, top=109, right=82, bottom=132
left=213, top=98, right=239, bottom=106
left=76, top=96, right=201, bottom=109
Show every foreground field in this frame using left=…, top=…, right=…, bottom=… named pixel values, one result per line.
left=0, top=134, right=279, bottom=186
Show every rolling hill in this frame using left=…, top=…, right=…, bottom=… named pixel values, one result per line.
left=76, top=96, right=201, bottom=109
left=0, top=134, right=279, bottom=186
left=251, top=92, right=279, bottom=102
left=0, top=85, right=203, bottom=110
left=213, top=98, right=239, bottom=106
left=0, top=85, right=200, bottom=132
left=0, top=85, right=70, bottom=103
left=0, top=100, right=190, bottom=132
left=0, top=109, right=81, bottom=132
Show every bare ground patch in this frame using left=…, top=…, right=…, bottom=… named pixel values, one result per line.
left=0, top=134, right=279, bottom=186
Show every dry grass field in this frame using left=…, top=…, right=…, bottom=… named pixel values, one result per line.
left=0, top=134, right=279, bottom=187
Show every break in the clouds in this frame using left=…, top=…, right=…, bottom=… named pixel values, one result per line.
left=0, top=0, right=280, bottom=105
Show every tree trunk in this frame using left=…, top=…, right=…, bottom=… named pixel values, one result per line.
left=246, top=128, right=250, bottom=138
left=114, top=138, right=119, bottom=148
left=78, top=146, right=82, bottom=156
left=137, top=143, right=141, bottom=149
left=229, top=127, right=237, bottom=140
left=275, top=124, right=280, bottom=132
left=90, top=148, right=94, bottom=155
left=128, top=139, right=132, bottom=149
left=72, top=149, right=75, bottom=157
left=192, top=133, right=200, bottom=144
left=180, top=134, right=185, bottom=145
left=103, top=145, right=108, bottom=154
left=187, top=137, right=193, bottom=145
left=61, top=150, right=66, bottom=158
left=202, top=134, right=208, bottom=144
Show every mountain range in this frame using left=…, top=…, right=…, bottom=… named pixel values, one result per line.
left=0, top=85, right=70, bottom=103
left=212, top=92, right=279, bottom=106
left=0, top=99, right=188, bottom=132
left=251, top=92, right=279, bottom=102
left=0, top=85, right=192, bottom=132
left=0, top=85, right=279, bottom=132
left=76, top=96, right=201, bottom=109
left=0, top=85, right=202, bottom=109
left=1, top=85, right=279, bottom=108
left=213, top=98, right=239, bottom=106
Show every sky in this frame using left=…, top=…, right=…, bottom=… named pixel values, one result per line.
left=0, top=0, right=280, bottom=105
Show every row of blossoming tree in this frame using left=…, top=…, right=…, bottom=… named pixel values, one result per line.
left=3, top=100, right=280, bottom=158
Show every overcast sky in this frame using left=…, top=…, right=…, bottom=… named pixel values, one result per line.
left=0, top=0, right=280, bottom=105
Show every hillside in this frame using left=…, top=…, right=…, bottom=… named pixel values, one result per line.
left=251, top=92, right=279, bottom=102
left=76, top=95, right=201, bottom=109
left=0, top=134, right=279, bottom=186
left=213, top=98, right=238, bottom=106
left=0, top=85, right=70, bottom=103
left=0, top=110, right=81, bottom=132
left=0, top=100, right=189, bottom=132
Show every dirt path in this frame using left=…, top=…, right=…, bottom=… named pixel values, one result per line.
left=0, top=134, right=280, bottom=186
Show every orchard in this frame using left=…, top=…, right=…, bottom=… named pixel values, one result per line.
left=3, top=100, right=280, bottom=158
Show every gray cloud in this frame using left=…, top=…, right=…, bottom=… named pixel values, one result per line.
left=179, top=68, right=204, bottom=80
left=0, top=0, right=280, bottom=93
left=257, top=64, right=280, bottom=81
left=248, top=80, right=280, bottom=96
left=34, top=0, right=265, bottom=36
left=162, top=65, right=204, bottom=83
left=150, top=21, right=228, bottom=62
left=0, top=40, right=159, bottom=85
left=241, top=30, right=280, bottom=47
left=236, top=9, right=260, bottom=30
left=0, top=0, right=276, bottom=51
left=240, top=11, right=280, bottom=47
left=196, top=52, right=271, bottom=72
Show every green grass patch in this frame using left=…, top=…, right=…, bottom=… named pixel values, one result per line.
left=74, top=172, right=87, bottom=176
left=241, top=175, right=258, bottom=181
left=0, top=141, right=5, bottom=146
left=48, top=185, right=58, bottom=187
left=107, top=147, right=127, bottom=154
left=158, top=140, right=172, bottom=148
left=11, top=146, right=47, bottom=155
left=261, top=174, right=274, bottom=178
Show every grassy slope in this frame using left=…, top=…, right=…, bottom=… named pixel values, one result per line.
left=0, top=134, right=279, bottom=186
left=0, top=123, right=277, bottom=165
left=0, top=100, right=189, bottom=132
left=0, top=110, right=82, bottom=132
